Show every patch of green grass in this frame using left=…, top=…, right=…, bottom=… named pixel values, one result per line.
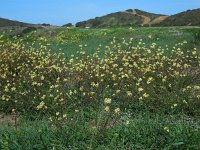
left=0, top=113, right=200, bottom=149
left=1, top=27, right=197, bottom=57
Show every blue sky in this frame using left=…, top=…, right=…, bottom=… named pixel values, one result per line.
left=0, top=0, right=199, bottom=26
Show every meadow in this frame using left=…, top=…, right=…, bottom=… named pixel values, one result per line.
left=0, top=26, right=200, bottom=149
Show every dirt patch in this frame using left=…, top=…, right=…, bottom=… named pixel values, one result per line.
left=0, top=113, right=18, bottom=126
left=124, top=10, right=169, bottom=26
left=183, top=67, right=200, bottom=79
left=141, top=15, right=151, bottom=25
left=124, top=10, right=151, bottom=25
left=149, top=16, right=169, bottom=25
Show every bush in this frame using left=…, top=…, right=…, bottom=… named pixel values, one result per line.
left=22, top=27, right=37, bottom=34
left=0, top=36, right=200, bottom=120
left=0, top=41, right=69, bottom=116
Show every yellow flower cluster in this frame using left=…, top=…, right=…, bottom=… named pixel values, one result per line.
left=104, top=98, right=112, bottom=104
left=0, top=34, right=200, bottom=119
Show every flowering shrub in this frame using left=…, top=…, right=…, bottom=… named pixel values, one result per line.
left=0, top=40, right=69, bottom=116
left=0, top=35, right=200, bottom=122
left=69, top=39, right=200, bottom=114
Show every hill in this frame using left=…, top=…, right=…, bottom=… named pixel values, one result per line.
left=76, top=8, right=200, bottom=28
left=76, top=9, right=168, bottom=28
left=160, top=8, right=200, bottom=26
left=0, top=18, right=32, bottom=27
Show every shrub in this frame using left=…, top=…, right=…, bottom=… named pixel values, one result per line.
left=0, top=36, right=200, bottom=121
left=0, top=40, right=69, bottom=116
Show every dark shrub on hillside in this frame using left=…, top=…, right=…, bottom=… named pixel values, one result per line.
left=41, top=23, right=51, bottom=26
left=62, top=23, right=73, bottom=27
left=22, top=27, right=37, bottom=34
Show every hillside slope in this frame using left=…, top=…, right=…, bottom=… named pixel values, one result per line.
left=160, top=8, right=200, bottom=26
left=0, top=18, right=32, bottom=27
left=76, top=9, right=167, bottom=28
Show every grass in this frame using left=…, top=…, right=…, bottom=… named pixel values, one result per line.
left=2, top=27, right=198, bottom=55
left=0, top=26, right=200, bottom=149
left=1, top=113, right=200, bottom=149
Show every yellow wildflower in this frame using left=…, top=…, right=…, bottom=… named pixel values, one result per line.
left=104, top=98, right=112, bottom=104
left=114, top=108, right=120, bottom=113
left=105, top=106, right=110, bottom=112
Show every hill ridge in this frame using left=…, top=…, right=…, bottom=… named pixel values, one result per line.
left=0, top=17, right=32, bottom=27
left=75, top=8, right=200, bottom=28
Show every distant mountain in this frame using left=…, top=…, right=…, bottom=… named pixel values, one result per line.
left=159, top=8, right=200, bottom=26
left=76, top=8, right=200, bottom=28
left=0, top=18, right=32, bottom=27
left=76, top=9, right=168, bottom=28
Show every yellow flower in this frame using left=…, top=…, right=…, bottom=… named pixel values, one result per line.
left=194, top=86, right=200, bottom=90
left=79, top=86, right=84, bottom=91
left=126, top=91, right=132, bottom=97
left=183, top=100, right=188, bottom=104
left=114, top=108, right=120, bottom=113
left=147, top=77, right=153, bottom=84
left=105, top=106, right=110, bottom=112
left=138, top=88, right=144, bottom=92
left=36, top=101, right=45, bottom=110
left=148, top=35, right=152, bottom=39
left=69, top=90, right=73, bottom=95
left=41, top=75, right=45, bottom=80
left=192, top=51, right=197, bottom=55
left=41, top=95, right=46, bottom=99
left=58, top=117, right=62, bottom=121
left=104, top=98, right=112, bottom=104
left=11, top=87, right=16, bottom=91
left=143, top=93, right=149, bottom=98
left=164, top=127, right=170, bottom=132
left=126, top=120, right=130, bottom=125
left=116, top=90, right=121, bottom=94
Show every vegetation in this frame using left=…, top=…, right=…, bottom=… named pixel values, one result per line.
left=0, top=27, right=200, bottom=149
left=160, top=9, right=200, bottom=26
left=62, top=23, right=74, bottom=27
left=76, top=12, right=143, bottom=28
left=0, top=18, right=31, bottom=27
left=75, top=9, right=166, bottom=28
left=76, top=8, right=200, bottom=28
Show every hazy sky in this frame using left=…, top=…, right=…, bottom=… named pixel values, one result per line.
left=0, top=0, right=199, bottom=26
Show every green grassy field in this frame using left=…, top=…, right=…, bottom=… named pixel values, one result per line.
left=0, top=26, right=200, bottom=149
